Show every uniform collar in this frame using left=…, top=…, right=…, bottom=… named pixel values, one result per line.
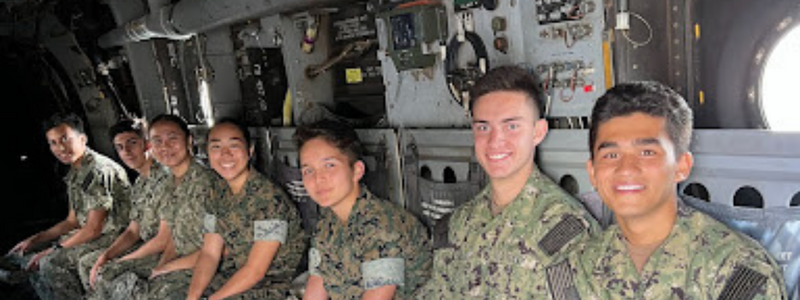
left=476, top=166, right=547, bottom=218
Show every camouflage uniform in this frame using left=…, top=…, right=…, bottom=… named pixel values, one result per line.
left=310, top=188, right=431, bottom=300
left=199, top=170, right=305, bottom=299
left=574, top=199, right=787, bottom=300
left=415, top=167, right=599, bottom=299
left=81, top=162, right=168, bottom=298
left=35, top=148, right=131, bottom=300
left=92, top=160, right=218, bottom=300
left=142, top=160, right=219, bottom=299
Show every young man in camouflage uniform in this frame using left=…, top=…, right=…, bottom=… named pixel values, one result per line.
left=297, top=120, right=432, bottom=300
left=79, top=118, right=167, bottom=297
left=90, top=114, right=218, bottom=299
left=576, top=81, right=786, bottom=299
left=416, top=66, right=599, bottom=299
left=185, top=119, right=305, bottom=299
left=4, top=112, right=130, bottom=299
left=137, top=114, right=220, bottom=299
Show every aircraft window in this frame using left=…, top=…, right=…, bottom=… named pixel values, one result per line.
left=733, top=186, right=764, bottom=208
left=420, top=165, right=432, bottom=180
left=791, top=192, right=800, bottom=207
left=443, top=167, right=457, bottom=183
left=559, top=175, right=579, bottom=196
left=761, top=24, right=800, bottom=131
left=683, top=182, right=710, bottom=202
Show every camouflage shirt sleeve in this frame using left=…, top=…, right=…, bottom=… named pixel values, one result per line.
left=359, top=205, right=407, bottom=290
left=709, top=237, right=787, bottom=300
left=81, top=169, right=115, bottom=212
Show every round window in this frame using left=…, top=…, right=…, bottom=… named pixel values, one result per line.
left=761, top=25, right=800, bottom=131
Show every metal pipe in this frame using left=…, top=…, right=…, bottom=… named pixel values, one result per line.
left=98, top=0, right=346, bottom=48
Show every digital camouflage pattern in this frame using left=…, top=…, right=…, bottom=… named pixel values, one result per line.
left=415, top=167, right=599, bottom=299
left=574, top=200, right=787, bottom=300
left=65, top=148, right=131, bottom=234
left=33, top=234, right=117, bottom=300
left=121, top=160, right=218, bottom=299
left=128, top=162, right=169, bottom=241
left=33, top=148, right=131, bottom=300
left=156, top=159, right=219, bottom=256
left=79, top=163, right=168, bottom=296
left=311, top=188, right=431, bottom=300
left=202, top=169, right=305, bottom=299
left=84, top=253, right=159, bottom=300
left=86, top=160, right=219, bottom=300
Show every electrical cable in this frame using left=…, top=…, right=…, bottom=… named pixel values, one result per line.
left=621, top=12, right=653, bottom=48
left=444, top=31, right=489, bottom=106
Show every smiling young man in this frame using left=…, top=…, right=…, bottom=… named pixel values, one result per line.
left=416, top=65, right=599, bottom=299
left=4, top=112, right=131, bottom=300
left=296, top=120, right=431, bottom=300
left=578, top=81, right=786, bottom=299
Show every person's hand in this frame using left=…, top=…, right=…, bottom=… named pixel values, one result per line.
left=8, top=237, right=35, bottom=256
left=26, top=248, right=53, bottom=271
left=149, top=265, right=170, bottom=280
left=117, top=253, right=134, bottom=263
left=89, top=253, right=109, bottom=289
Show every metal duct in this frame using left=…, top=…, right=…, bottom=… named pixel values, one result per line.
left=98, top=0, right=346, bottom=48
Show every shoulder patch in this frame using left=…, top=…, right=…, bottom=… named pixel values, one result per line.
left=81, top=171, right=96, bottom=192
left=717, top=265, right=768, bottom=300
left=539, top=215, right=585, bottom=256
left=546, top=260, right=581, bottom=300
left=432, top=213, right=454, bottom=250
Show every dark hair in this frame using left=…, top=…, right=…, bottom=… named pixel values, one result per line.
left=43, top=112, right=85, bottom=135
left=108, top=118, right=149, bottom=142
left=208, top=118, right=251, bottom=148
left=589, top=81, right=693, bottom=159
left=149, top=114, right=191, bottom=138
left=469, top=65, right=543, bottom=118
left=294, top=119, right=364, bottom=165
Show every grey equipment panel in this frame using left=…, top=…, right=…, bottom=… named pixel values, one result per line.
left=400, top=129, right=486, bottom=228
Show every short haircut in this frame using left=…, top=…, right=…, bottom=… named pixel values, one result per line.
left=108, top=118, right=149, bottom=142
left=149, top=114, right=190, bottom=138
left=208, top=117, right=251, bottom=148
left=589, top=81, right=693, bottom=159
left=469, top=65, right=543, bottom=118
left=43, top=112, right=85, bottom=135
left=294, top=119, right=364, bottom=165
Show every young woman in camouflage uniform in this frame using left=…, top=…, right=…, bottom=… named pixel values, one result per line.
left=184, top=118, right=305, bottom=300
left=297, top=120, right=432, bottom=300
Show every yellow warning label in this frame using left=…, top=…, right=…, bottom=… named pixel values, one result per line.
left=346, top=68, right=363, bottom=84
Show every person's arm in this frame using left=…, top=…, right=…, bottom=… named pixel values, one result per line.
left=101, top=221, right=141, bottom=260
left=8, top=209, right=78, bottom=255
left=186, top=233, right=224, bottom=300
left=207, top=240, right=281, bottom=300
left=119, top=220, right=170, bottom=261
left=58, top=208, right=107, bottom=247
left=23, top=209, right=82, bottom=270
left=150, top=250, right=200, bottom=279
left=358, top=257, right=403, bottom=300
left=89, top=221, right=141, bottom=288
left=362, top=285, right=398, bottom=300
left=303, top=274, right=328, bottom=300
